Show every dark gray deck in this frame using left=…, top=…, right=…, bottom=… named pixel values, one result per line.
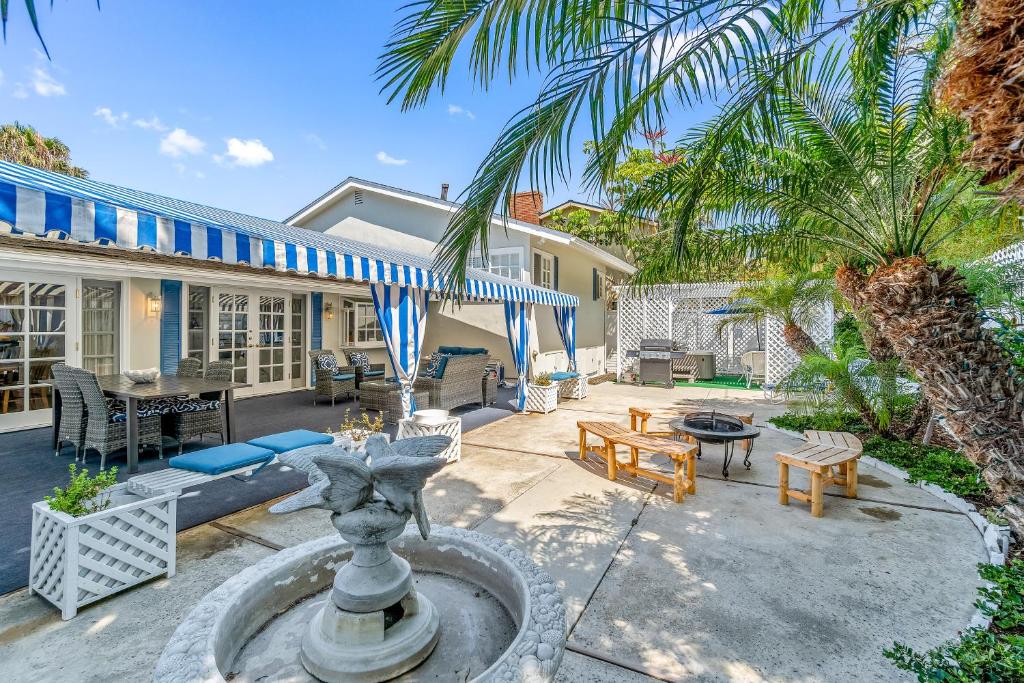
left=0, top=387, right=516, bottom=595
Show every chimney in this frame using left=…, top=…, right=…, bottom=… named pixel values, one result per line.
left=508, top=190, right=544, bottom=225
left=440, top=183, right=449, bottom=201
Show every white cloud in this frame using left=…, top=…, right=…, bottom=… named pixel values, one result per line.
left=159, top=128, right=205, bottom=157
left=12, top=83, right=28, bottom=99
left=376, top=151, right=408, bottom=166
left=31, top=67, right=66, bottom=97
left=447, top=104, right=475, bottom=120
left=133, top=115, right=168, bottom=132
left=304, top=133, right=327, bottom=150
left=222, top=137, right=274, bottom=167
left=94, top=106, right=128, bottom=127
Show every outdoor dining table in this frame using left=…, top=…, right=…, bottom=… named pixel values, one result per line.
left=48, top=375, right=250, bottom=474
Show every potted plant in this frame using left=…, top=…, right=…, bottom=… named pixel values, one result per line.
left=329, top=409, right=388, bottom=451
left=30, top=464, right=179, bottom=620
left=525, top=372, right=559, bottom=414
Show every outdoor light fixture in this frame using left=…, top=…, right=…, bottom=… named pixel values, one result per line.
left=146, top=292, right=162, bottom=318
left=324, top=301, right=335, bottom=320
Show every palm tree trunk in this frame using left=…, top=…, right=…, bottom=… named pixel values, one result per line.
left=782, top=323, right=820, bottom=356
left=901, top=396, right=933, bottom=442
left=859, top=257, right=1024, bottom=531
left=835, top=265, right=897, bottom=362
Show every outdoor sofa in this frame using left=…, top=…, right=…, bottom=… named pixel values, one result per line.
left=415, top=346, right=489, bottom=410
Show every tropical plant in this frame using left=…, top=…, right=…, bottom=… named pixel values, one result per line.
left=531, top=372, right=553, bottom=387
left=45, top=464, right=118, bottom=517
left=0, top=122, right=88, bottom=178
left=719, top=272, right=835, bottom=356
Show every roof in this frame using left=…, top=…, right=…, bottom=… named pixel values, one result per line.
left=285, top=176, right=636, bottom=275
left=538, top=200, right=609, bottom=218
left=0, top=161, right=577, bottom=307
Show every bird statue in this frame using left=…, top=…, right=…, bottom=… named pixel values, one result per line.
left=270, top=434, right=452, bottom=539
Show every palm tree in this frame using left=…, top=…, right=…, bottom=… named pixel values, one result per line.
left=0, top=123, right=88, bottom=178
left=635, top=46, right=1024, bottom=526
left=721, top=272, right=836, bottom=357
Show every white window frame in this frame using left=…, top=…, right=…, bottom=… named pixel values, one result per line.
left=340, top=298, right=384, bottom=348
left=470, top=246, right=524, bottom=281
left=532, top=248, right=555, bottom=289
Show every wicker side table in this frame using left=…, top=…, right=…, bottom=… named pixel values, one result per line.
left=397, top=416, right=462, bottom=463
left=360, top=381, right=428, bottom=424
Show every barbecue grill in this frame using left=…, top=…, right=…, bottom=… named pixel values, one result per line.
left=637, top=339, right=682, bottom=387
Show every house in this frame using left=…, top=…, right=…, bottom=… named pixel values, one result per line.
left=0, top=161, right=627, bottom=432
left=286, top=178, right=635, bottom=380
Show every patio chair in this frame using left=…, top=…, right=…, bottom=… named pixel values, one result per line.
left=741, top=351, right=766, bottom=388
left=309, top=350, right=357, bottom=405
left=414, top=353, right=488, bottom=410
left=341, top=348, right=387, bottom=387
left=72, top=367, right=164, bottom=471
left=169, top=360, right=232, bottom=456
left=51, top=363, right=87, bottom=460
left=176, top=357, right=203, bottom=378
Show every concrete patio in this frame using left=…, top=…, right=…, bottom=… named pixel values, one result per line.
left=0, top=382, right=987, bottom=682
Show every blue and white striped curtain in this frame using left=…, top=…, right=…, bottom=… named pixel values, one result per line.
left=553, top=305, right=577, bottom=371
left=504, top=300, right=533, bottom=411
left=370, top=283, right=429, bottom=418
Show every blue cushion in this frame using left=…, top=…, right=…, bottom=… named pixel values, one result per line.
left=246, top=429, right=334, bottom=454
left=348, top=351, right=371, bottom=372
left=434, top=354, right=451, bottom=378
left=169, top=443, right=275, bottom=475
left=437, top=345, right=462, bottom=355
left=462, top=347, right=488, bottom=355
left=168, top=397, right=221, bottom=414
left=550, top=371, right=579, bottom=381
left=332, top=373, right=356, bottom=381
left=364, top=369, right=385, bottom=377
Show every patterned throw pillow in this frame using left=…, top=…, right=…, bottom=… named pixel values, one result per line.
left=423, top=352, right=443, bottom=378
left=317, top=354, right=338, bottom=371
left=348, top=351, right=371, bottom=373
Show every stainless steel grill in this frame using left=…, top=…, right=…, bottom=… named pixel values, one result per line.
left=638, top=338, right=680, bottom=387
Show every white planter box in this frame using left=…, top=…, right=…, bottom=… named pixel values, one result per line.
left=29, top=483, right=178, bottom=620
left=525, top=383, right=559, bottom=414
left=558, top=376, right=589, bottom=400
left=397, top=417, right=462, bottom=463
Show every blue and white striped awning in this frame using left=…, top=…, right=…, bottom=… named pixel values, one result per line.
left=0, top=161, right=577, bottom=307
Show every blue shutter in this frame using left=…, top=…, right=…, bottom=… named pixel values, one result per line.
left=553, top=255, right=559, bottom=291
left=310, top=293, right=323, bottom=385
left=159, top=280, right=182, bottom=374
left=593, top=268, right=600, bottom=300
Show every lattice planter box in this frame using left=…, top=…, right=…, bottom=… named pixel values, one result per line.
left=525, top=383, right=559, bottom=414
left=29, top=484, right=178, bottom=620
left=397, top=417, right=462, bottom=463
left=558, top=376, right=589, bottom=400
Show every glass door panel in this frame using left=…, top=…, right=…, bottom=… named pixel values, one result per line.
left=216, top=292, right=250, bottom=385
left=82, top=281, right=120, bottom=376
left=257, top=294, right=288, bottom=391
left=290, top=295, right=306, bottom=388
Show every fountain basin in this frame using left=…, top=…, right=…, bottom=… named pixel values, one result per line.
left=153, top=526, right=566, bottom=682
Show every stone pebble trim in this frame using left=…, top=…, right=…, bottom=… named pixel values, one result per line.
left=763, top=423, right=1012, bottom=630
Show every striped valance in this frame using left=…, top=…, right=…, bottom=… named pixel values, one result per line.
left=0, top=162, right=577, bottom=308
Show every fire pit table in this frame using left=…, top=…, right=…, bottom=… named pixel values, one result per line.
left=669, top=411, right=760, bottom=478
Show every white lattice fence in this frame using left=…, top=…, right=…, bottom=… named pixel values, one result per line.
left=30, top=485, right=177, bottom=619
left=764, top=302, right=835, bottom=385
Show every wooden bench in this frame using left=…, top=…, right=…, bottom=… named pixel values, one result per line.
left=125, top=457, right=278, bottom=497
left=577, top=420, right=698, bottom=503
left=775, top=430, right=862, bottom=517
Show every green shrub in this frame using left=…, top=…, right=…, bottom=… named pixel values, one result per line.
left=863, top=436, right=989, bottom=499
left=885, top=562, right=1024, bottom=681
left=769, top=410, right=866, bottom=433
left=45, top=463, right=118, bottom=517
left=532, top=372, right=553, bottom=387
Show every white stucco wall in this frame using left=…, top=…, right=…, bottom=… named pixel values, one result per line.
left=128, top=277, right=162, bottom=370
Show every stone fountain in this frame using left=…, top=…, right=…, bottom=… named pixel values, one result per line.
left=153, top=435, right=566, bottom=682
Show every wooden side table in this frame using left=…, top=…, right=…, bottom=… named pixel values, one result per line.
left=397, top=416, right=462, bottom=463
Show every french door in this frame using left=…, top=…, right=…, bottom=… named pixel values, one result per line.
left=0, top=274, right=77, bottom=431
left=213, top=289, right=295, bottom=396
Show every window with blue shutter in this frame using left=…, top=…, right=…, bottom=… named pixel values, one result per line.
left=159, top=280, right=182, bottom=374
left=553, top=255, right=559, bottom=291
left=310, top=292, right=323, bottom=385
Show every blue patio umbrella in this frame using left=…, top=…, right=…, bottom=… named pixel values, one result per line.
left=705, top=298, right=762, bottom=349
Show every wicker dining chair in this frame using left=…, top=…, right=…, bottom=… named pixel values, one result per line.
left=71, top=367, right=164, bottom=470
left=309, top=350, right=357, bottom=405
left=169, top=360, right=231, bottom=455
left=176, top=357, right=203, bottom=378
left=51, top=363, right=87, bottom=460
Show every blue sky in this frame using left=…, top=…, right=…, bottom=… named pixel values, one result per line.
left=0, top=2, right=712, bottom=221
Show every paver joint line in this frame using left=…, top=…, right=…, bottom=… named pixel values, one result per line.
left=565, top=643, right=674, bottom=682
left=208, top=522, right=285, bottom=551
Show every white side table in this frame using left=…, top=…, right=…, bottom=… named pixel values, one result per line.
left=397, top=416, right=462, bottom=463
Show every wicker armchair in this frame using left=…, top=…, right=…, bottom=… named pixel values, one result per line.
left=414, top=354, right=489, bottom=410
left=176, top=357, right=203, bottom=378
left=341, top=348, right=387, bottom=387
left=51, top=363, right=87, bottom=459
left=170, top=360, right=232, bottom=455
left=309, top=350, right=357, bottom=405
left=72, top=367, right=163, bottom=470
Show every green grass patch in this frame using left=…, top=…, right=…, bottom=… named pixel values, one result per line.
left=885, top=561, right=1024, bottom=681
left=674, top=374, right=761, bottom=390
left=863, top=436, right=989, bottom=499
